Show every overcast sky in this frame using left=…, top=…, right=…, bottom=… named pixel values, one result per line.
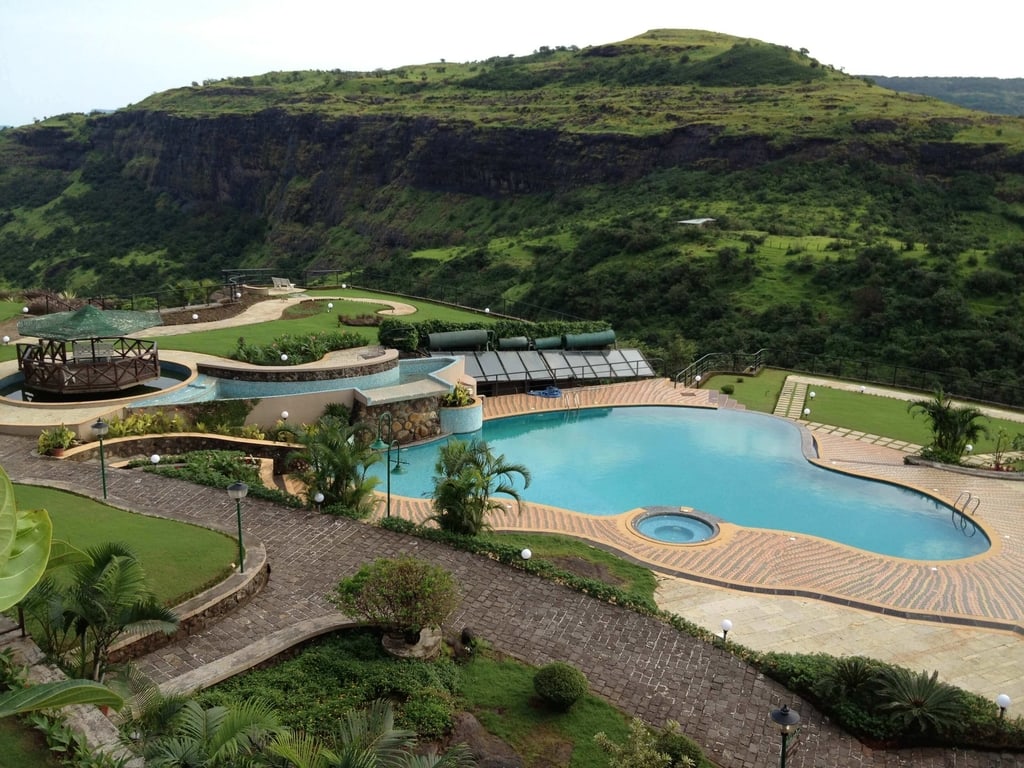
left=1, top=0, right=1020, bottom=128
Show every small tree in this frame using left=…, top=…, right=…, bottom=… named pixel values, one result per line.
left=332, top=557, right=459, bottom=638
left=61, top=542, right=179, bottom=681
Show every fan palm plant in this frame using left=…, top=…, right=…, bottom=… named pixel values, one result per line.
left=876, top=667, right=965, bottom=736
left=264, top=699, right=476, bottom=768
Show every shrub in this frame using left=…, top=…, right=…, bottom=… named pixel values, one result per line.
left=400, top=688, right=455, bottom=739
left=655, top=720, right=707, bottom=767
left=719, top=384, right=735, bottom=395
left=332, top=557, right=459, bottom=636
left=37, top=424, right=76, bottom=454
left=533, top=661, right=588, bottom=711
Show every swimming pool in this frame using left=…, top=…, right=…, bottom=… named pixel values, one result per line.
left=387, top=406, right=989, bottom=560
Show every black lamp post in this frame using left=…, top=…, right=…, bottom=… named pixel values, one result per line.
left=91, top=418, right=109, bottom=499
left=371, top=413, right=406, bottom=518
left=770, top=705, right=800, bottom=768
left=226, top=482, right=248, bottom=573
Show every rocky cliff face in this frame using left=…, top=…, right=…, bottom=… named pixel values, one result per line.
left=83, top=111, right=793, bottom=225
left=40, top=108, right=1020, bottom=232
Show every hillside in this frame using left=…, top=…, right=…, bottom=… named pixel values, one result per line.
left=867, top=76, right=1024, bottom=116
left=2, top=29, right=1024, bottom=400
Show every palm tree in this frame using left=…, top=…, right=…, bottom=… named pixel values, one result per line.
left=62, top=541, right=179, bottom=681
left=876, top=667, right=965, bottom=736
left=264, top=699, right=476, bottom=768
left=290, top=416, right=380, bottom=517
left=429, top=439, right=531, bottom=536
left=907, top=389, right=989, bottom=463
left=144, top=698, right=284, bottom=767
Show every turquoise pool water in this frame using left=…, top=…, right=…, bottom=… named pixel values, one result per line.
left=387, top=406, right=989, bottom=560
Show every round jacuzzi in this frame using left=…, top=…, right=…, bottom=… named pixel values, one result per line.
left=634, top=508, right=718, bottom=545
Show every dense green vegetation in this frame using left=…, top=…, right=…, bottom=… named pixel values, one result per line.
left=3, top=29, right=1024, bottom=404
left=197, top=628, right=638, bottom=768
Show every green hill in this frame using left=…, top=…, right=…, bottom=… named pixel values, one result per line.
left=2, top=29, right=1024, bottom=399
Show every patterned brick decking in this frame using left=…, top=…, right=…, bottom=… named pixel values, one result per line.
left=2, top=380, right=1022, bottom=767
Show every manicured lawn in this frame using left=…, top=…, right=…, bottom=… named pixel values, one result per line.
left=483, top=532, right=658, bottom=605
left=704, top=369, right=789, bottom=413
left=460, top=653, right=630, bottom=768
left=703, top=371, right=1024, bottom=452
left=13, top=484, right=235, bottom=605
left=157, top=290, right=495, bottom=358
left=0, top=719, right=58, bottom=768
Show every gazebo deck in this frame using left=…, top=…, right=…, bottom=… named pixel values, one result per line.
left=16, top=336, right=159, bottom=396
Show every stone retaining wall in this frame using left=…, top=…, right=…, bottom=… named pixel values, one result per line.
left=108, top=544, right=270, bottom=665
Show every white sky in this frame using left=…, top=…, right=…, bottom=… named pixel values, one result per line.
left=1, top=0, right=1020, bottom=128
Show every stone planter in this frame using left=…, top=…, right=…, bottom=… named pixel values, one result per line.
left=381, top=627, right=443, bottom=660
left=439, top=397, right=483, bottom=435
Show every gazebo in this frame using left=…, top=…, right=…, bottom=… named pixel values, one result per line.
left=16, top=305, right=162, bottom=397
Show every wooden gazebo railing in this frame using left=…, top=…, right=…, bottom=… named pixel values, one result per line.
left=17, top=337, right=160, bottom=396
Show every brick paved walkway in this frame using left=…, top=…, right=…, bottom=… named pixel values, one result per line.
left=1, top=409, right=1020, bottom=766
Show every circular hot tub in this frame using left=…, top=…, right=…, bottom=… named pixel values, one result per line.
left=633, top=507, right=719, bottom=544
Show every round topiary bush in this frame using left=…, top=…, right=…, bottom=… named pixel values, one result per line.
left=533, top=661, right=589, bottom=711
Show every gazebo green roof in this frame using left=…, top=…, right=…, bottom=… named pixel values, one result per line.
left=18, top=305, right=162, bottom=341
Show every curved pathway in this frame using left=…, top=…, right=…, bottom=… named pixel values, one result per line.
left=1, top=388, right=1020, bottom=766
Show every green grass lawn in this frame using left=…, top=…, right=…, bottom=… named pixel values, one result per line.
left=703, top=370, right=1024, bottom=452
left=0, top=718, right=59, bottom=768
left=460, top=653, right=630, bottom=768
left=157, top=291, right=495, bottom=358
left=13, top=484, right=235, bottom=605
left=483, top=532, right=658, bottom=605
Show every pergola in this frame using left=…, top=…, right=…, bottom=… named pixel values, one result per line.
left=16, top=305, right=162, bottom=397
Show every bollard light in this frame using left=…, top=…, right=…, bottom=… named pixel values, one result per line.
left=997, top=693, right=1012, bottom=718
left=721, top=618, right=733, bottom=641
left=521, top=548, right=532, bottom=561
left=150, top=454, right=160, bottom=465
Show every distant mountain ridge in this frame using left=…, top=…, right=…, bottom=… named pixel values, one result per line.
left=865, top=76, right=1024, bottom=115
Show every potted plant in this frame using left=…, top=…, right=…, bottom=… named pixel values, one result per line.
left=439, top=384, right=483, bottom=435
left=37, top=424, right=77, bottom=456
left=440, top=383, right=475, bottom=408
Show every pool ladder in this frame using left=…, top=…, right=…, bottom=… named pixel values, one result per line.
left=562, top=391, right=581, bottom=422
left=953, top=491, right=981, bottom=536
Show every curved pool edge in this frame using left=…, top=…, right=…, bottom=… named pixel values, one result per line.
left=805, top=434, right=998, bottom=561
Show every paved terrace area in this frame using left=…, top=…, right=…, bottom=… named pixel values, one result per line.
left=2, top=379, right=1023, bottom=767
